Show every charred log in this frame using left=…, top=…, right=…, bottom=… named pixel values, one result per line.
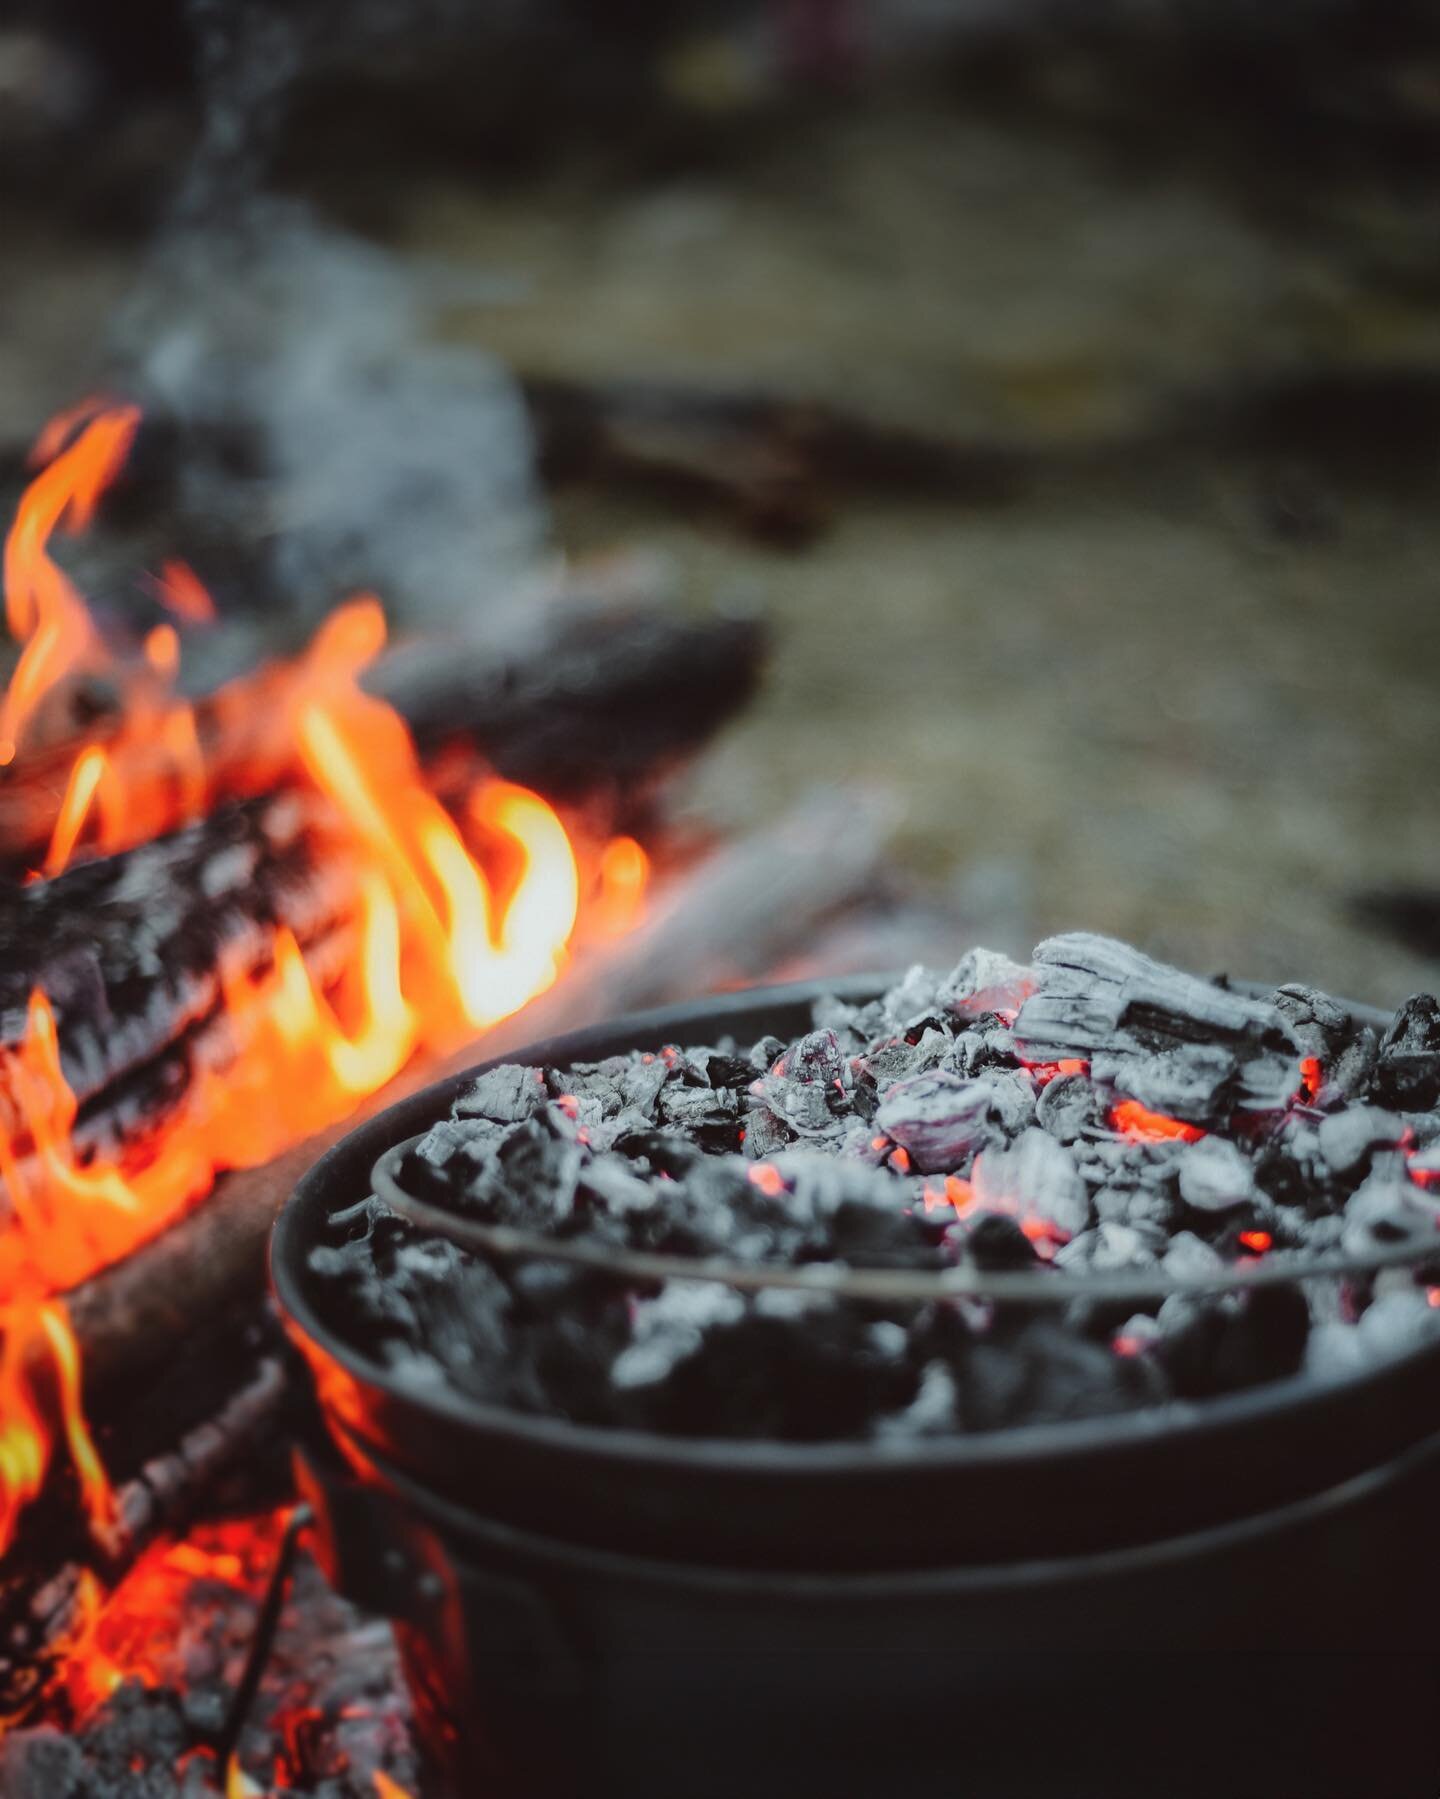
left=0, top=604, right=766, bottom=874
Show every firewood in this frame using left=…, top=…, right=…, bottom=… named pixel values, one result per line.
left=0, top=604, right=766, bottom=874
left=0, top=604, right=763, bottom=1186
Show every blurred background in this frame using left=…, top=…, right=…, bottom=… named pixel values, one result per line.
left=2, top=0, right=1438, bottom=1005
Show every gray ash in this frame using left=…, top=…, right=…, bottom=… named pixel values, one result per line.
left=306, top=933, right=1440, bottom=1442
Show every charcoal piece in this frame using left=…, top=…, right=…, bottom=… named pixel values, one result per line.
left=970, top=1128, right=1087, bottom=1237
left=1177, top=1136, right=1258, bottom=1211
left=1252, top=1137, right=1325, bottom=1213
left=1092, top=1043, right=1244, bottom=1123
left=0, top=1727, right=84, bottom=1798
left=963, top=1212, right=1041, bottom=1272
left=752, top=1069, right=837, bottom=1138
left=741, top=1104, right=791, bottom=1160
left=415, top=1118, right=493, bottom=1170
left=578, top=1152, right=666, bottom=1218
left=884, top=964, right=946, bottom=1029
left=613, top=1288, right=916, bottom=1441
left=1271, top=982, right=1360, bottom=1061
left=1016, top=933, right=1301, bottom=1121
left=873, top=1071, right=1001, bottom=1172
left=938, top=947, right=1035, bottom=1020
left=455, top=1062, right=546, bottom=1124
left=703, top=1051, right=754, bottom=1090
left=492, top=1118, right=584, bottom=1226
left=1036, top=1071, right=1103, bottom=1143
left=1356, top=1288, right=1440, bottom=1363
left=1326, top=1026, right=1379, bottom=1103
left=1316, top=1105, right=1406, bottom=1178
left=1090, top=1221, right=1158, bottom=1271
left=854, top=1035, right=929, bottom=1090
left=404, top=1259, right=516, bottom=1405
left=658, top=1083, right=740, bottom=1132
left=1093, top=1183, right=1172, bottom=1232
left=953, top=1315, right=1166, bottom=1431
left=1162, top=1230, right=1225, bottom=1279
left=773, top=1027, right=846, bottom=1088
left=1161, top=1286, right=1309, bottom=1398
left=1372, top=996, right=1440, bottom=1110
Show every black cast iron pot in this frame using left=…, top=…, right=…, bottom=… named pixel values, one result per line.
left=271, top=979, right=1440, bottom=1799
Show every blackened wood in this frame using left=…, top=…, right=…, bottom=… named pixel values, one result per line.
left=523, top=373, right=1024, bottom=542
left=0, top=793, right=357, bottom=1153
left=1014, top=932, right=1303, bottom=1122
left=0, top=605, right=766, bottom=872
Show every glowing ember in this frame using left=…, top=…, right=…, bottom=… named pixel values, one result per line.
left=1237, top=1230, right=1272, bottom=1254
left=153, top=557, right=217, bottom=624
left=921, top=1173, right=973, bottom=1216
left=1297, top=1055, right=1324, bottom=1102
left=0, top=403, right=649, bottom=1560
left=1108, top=1099, right=1205, bottom=1144
left=746, top=1163, right=786, bottom=1197
left=1019, top=1056, right=1089, bottom=1086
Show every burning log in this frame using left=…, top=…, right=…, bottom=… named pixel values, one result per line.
left=0, top=602, right=766, bottom=877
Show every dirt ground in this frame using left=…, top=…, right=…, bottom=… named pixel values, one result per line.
left=2, top=90, right=1437, bottom=1007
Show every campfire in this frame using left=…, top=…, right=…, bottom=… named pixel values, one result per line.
left=0, top=396, right=773, bottom=1792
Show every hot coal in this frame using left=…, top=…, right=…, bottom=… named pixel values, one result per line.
left=305, top=933, right=1440, bottom=1443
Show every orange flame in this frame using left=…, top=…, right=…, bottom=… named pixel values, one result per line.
left=0, top=402, right=641, bottom=1566
left=1, top=406, right=140, bottom=764
left=0, top=1301, right=112, bottom=1558
left=373, top=1775, right=415, bottom=1799
left=153, top=558, right=216, bottom=624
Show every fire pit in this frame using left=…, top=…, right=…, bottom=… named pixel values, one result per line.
left=274, top=944, right=1440, bottom=1799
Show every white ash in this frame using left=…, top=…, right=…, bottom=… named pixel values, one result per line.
left=305, top=935, right=1440, bottom=1442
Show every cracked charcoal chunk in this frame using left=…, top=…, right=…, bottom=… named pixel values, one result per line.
left=874, top=1069, right=1030, bottom=1173
left=1017, top=933, right=1301, bottom=1121
left=455, top=1063, right=546, bottom=1123
left=1372, top=996, right=1440, bottom=1110
left=938, top=947, right=1035, bottom=1019
left=1271, top=982, right=1360, bottom=1061
left=1036, top=1072, right=1103, bottom=1142
left=953, top=1316, right=1166, bottom=1430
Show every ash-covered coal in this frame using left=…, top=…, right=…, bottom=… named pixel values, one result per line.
left=306, top=933, right=1440, bottom=1442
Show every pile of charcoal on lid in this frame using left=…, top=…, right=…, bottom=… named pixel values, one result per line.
left=307, top=935, right=1440, bottom=1441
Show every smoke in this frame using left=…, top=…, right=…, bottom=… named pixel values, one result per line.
left=110, top=0, right=543, bottom=635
